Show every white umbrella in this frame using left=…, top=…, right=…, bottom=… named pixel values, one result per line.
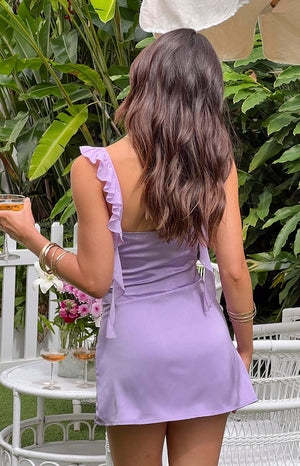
left=139, top=0, right=300, bottom=64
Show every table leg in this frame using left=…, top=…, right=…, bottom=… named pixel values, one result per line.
left=12, top=389, right=21, bottom=466
left=36, top=396, right=45, bottom=445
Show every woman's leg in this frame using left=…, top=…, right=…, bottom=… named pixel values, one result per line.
left=107, top=422, right=167, bottom=466
left=166, top=413, right=229, bottom=466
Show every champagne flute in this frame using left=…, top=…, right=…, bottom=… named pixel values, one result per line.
left=73, top=340, right=96, bottom=389
left=40, top=348, right=67, bottom=390
left=0, top=194, right=25, bottom=260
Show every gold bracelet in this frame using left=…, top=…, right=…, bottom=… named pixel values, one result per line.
left=50, top=246, right=61, bottom=272
left=227, top=303, right=257, bottom=323
left=52, top=251, right=68, bottom=277
left=39, top=242, right=58, bottom=274
left=229, top=314, right=256, bottom=323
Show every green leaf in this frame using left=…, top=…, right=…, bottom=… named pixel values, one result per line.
left=90, top=0, right=116, bottom=23
left=224, top=83, right=255, bottom=99
left=266, top=113, right=298, bottom=135
left=0, top=112, right=29, bottom=151
left=294, top=229, right=300, bottom=256
left=60, top=201, right=76, bottom=223
left=117, top=85, right=130, bottom=100
left=50, top=189, right=72, bottom=218
left=29, top=105, right=88, bottom=180
left=53, top=89, right=92, bottom=112
left=274, top=125, right=292, bottom=145
left=278, top=95, right=300, bottom=113
left=274, top=66, right=300, bottom=87
left=285, top=160, right=300, bottom=174
left=257, top=186, right=273, bottom=220
left=249, top=138, right=282, bottom=172
left=263, top=205, right=300, bottom=229
left=15, top=57, right=43, bottom=72
left=0, top=56, right=18, bottom=74
left=222, top=63, right=256, bottom=84
left=241, top=90, right=269, bottom=113
left=52, top=62, right=105, bottom=96
left=293, top=122, right=300, bottom=135
left=237, top=170, right=248, bottom=187
left=0, top=74, right=18, bottom=91
left=243, top=208, right=259, bottom=227
left=233, top=88, right=254, bottom=104
left=273, top=145, right=300, bottom=164
left=234, top=47, right=265, bottom=67
left=136, top=36, right=155, bottom=49
left=16, top=120, right=45, bottom=173
left=273, top=212, right=300, bottom=257
left=19, top=83, right=80, bottom=100
left=51, top=30, right=78, bottom=64
left=62, top=159, right=75, bottom=176
left=39, top=313, right=55, bottom=333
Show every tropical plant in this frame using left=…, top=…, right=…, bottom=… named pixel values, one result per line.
left=223, top=35, right=300, bottom=316
left=0, top=0, right=147, bottom=222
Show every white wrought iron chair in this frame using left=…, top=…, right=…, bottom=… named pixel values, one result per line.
left=220, top=339, right=300, bottom=465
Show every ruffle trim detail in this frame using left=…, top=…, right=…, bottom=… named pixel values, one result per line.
left=80, top=146, right=123, bottom=247
left=80, top=146, right=125, bottom=338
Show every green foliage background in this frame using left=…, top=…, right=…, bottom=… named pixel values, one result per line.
left=0, top=0, right=299, bottom=321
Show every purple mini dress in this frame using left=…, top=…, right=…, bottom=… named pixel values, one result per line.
left=81, top=146, right=258, bottom=426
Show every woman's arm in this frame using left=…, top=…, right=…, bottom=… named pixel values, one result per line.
left=213, top=163, right=254, bottom=371
left=0, top=156, right=114, bottom=298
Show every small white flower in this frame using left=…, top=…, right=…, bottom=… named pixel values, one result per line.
left=33, top=262, right=64, bottom=294
left=94, top=316, right=102, bottom=328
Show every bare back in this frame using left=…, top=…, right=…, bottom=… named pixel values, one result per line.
left=105, top=137, right=155, bottom=233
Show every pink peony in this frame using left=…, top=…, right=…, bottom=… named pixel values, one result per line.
left=59, top=308, right=68, bottom=318
left=59, top=299, right=79, bottom=320
left=75, top=290, right=90, bottom=303
left=62, top=283, right=74, bottom=294
left=91, top=300, right=103, bottom=319
left=78, top=304, right=90, bottom=317
left=62, top=315, right=77, bottom=323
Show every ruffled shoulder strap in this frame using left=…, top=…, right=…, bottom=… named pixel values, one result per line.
left=80, top=146, right=123, bottom=247
left=80, top=145, right=125, bottom=338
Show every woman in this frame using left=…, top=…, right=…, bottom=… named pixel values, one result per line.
left=0, top=29, right=257, bottom=466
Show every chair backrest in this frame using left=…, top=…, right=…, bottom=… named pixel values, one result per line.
left=253, top=321, right=300, bottom=340
left=0, top=223, right=77, bottom=372
left=282, top=307, right=300, bottom=323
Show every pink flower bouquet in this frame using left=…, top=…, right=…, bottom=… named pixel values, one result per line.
left=53, top=283, right=102, bottom=349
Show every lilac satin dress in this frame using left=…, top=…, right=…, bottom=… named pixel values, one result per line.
left=81, top=146, right=258, bottom=426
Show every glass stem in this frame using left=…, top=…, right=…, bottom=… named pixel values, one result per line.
left=2, top=235, right=8, bottom=259
left=84, top=360, right=88, bottom=385
left=50, top=362, right=54, bottom=389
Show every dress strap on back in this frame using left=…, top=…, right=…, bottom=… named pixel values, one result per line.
left=199, top=244, right=217, bottom=311
left=80, top=146, right=125, bottom=338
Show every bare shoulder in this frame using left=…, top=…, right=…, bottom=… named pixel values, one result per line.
left=71, top=155, right=97, bottom=176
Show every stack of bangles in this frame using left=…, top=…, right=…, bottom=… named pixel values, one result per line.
left=39, top=242, right=70, bottom=278
left=227, top=303, right=257, bottom=323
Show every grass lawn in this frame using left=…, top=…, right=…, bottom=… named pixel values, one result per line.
left=0, top=383, right=105, bottom=446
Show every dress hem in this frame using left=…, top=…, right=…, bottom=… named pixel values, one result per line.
left=95, top=396, right=258, bottom=426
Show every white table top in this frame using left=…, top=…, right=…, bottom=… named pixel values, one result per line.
left=0, top=360, right=96, bottom=399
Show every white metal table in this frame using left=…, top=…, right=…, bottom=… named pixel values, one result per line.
left=0, top=360, right=107, bottom=466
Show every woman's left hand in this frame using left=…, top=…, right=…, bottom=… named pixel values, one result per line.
left=0, top=198, right=36, bottom=245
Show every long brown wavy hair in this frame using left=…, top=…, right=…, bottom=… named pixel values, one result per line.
left=115, top=29, right=233, bottom=246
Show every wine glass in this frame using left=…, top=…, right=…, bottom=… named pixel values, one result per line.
left=40, top=348, right=67, bottom=390
left=0, top=194, right=25, bottom=260
left=73, top=340, right=96, bottom=389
